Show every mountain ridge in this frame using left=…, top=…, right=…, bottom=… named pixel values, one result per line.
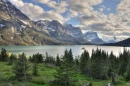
left=0, top=0, right=92, bottom=45
left=104, top=38, right=130, bottom=47
left=83, top=31, right=105, bottom=44
left=0, top=0, right=125, bottom=45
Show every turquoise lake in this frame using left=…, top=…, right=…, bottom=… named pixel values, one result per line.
left=0, top=45, right=129, bottom=57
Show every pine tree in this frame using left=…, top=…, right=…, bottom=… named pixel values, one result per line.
left=30, top=53, right=43, bottom=63
left=32, top=62, right=38, bottom=76
left=53, top=49, right=77, bottom=86
left=8, top=53, right=17, bottom=65
left=45, top=52, right=50, bottom=64
left=125, top=62, right=130, bottom=81
left=56, top=54, right=61, bottom=66
left=13, top=53, right=29, bottom=81
left=119, top=48, right=129, bottom=75
left=0, top=48, right=8, bottom=62
left=90, top=49, right=109, bottom=80
left=90, top=59, right=102, bottom=79
left=68, top=49, right=73, bottom=64
left=75, top=57, right=79, bottom=67
left=109, top=52, right=117, bottom=72
left=80, top=50, right=89, bottom=75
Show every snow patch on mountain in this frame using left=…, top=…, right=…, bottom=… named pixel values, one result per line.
left=0, top=24, right=5, bottom=28
left=102, top=36, right=117, bottom=43
left=84, top=31, right=105, bottom=44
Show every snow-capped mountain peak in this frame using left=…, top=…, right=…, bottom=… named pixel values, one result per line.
left=84, top=31, right=105, bottom=44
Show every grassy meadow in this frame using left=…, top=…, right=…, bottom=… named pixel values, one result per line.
left=0, top=62, right=129, bottom=86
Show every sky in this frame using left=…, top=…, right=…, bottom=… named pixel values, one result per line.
left=8, top=0, right=130, bottom=41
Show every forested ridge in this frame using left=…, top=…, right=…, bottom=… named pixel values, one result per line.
left=0, top=48, right=130, bottom=86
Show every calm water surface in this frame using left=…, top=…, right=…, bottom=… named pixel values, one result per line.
left=0, top=45, right=129, bottom=57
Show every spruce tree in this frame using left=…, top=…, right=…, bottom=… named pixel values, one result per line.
left=0, top=48, right=8, bottom=62
left=30, top=53, right=43, bottom=63
left=32, top=61, right=38, bottom=76
left=75, top=57, right=79, bottom=67
left=53, top=49, right=77, bottom=86
left=109, top=52, right=117, bottom=72
left=13, top=53, right=29, bottom=80
left=90, top=49, right=109, bottom=80
left=8, top=53, right=17, bottom=65
left=56, top=54, right=61, bottom=66
left=125, top=61, right=130, bottom=81
left=119, top=48, right=129, bottom=75
left=80, top=50, right=89, bottom=75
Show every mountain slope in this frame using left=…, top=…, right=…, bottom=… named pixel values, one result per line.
left=0, top=0, right=92, bottom=45
left=84, top=31, right=105, bottom=44
left=0, top=0, right=63, bottom=45
left=35, top=20, right=90, bottom=44
left=105, top=38, right=130, bottom=47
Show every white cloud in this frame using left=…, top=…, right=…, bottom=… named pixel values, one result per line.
left=35, top=0, right=68, bottom=13
left=9, top=0, right=44, bottom=20
left=78, top=0, right=130, bottom=41
left=107, top=8, right=110, bottom=11
left=41, top=10, right=68, bottom=23
left=99, top=5, right=105, bottom=12
left=8, top=0, right=130, bottom=41
left=9, top=0, right=68, bottom=23
left=68, top=0, right=103, bottom=16
left=116, top=0, right=130, bottom=16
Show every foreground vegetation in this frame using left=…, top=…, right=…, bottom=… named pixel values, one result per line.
left=0, top=48, right=130, bottom=86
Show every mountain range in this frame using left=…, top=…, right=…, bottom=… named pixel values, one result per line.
left=0, top=0, right=129, bottom=46
left=104, top=38, right=130, bottom=47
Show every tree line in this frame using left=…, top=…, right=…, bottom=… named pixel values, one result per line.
left=0, top=47, right=130, bottom=86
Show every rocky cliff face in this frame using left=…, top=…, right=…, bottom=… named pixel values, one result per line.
left=34, top=20, right=90, bottom=44
left=84, top=31, right=105, bottom=44
left=0, top=0, right=64, bottom=45
left=0, top=0, right=92, bottom=45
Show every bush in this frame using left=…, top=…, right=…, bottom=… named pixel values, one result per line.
left=89, top=82, right=93, bottom=86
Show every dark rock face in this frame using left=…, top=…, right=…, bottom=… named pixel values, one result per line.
left=0, top=0, right=92, bottom=45
left=105, top=38, right=130, bottom=47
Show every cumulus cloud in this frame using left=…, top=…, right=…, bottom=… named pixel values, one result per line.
left=41, top=10, right=68, bottom=23
left=8, top=0, right=130, bottom=41
left=9, top=0, right=68, bottom=23
left=78, top=0, right=130, bottom=41
left=99, top=5, right=105, bottom=12
left=9, top=0, right=44, bottom=20
left=67, top=0, right=103, bottom=17
left=78, top=14, right=100, bottom=26
left=116, top=0, right=130, bottom=16
left=35, top=0, right=68, bottom=13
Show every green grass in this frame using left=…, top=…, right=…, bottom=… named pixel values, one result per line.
left=0, top=62, right=129, bottom=86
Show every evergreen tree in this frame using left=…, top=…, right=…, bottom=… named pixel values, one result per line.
left=53, top=49, right=77, bottom=86
left=90, top=59, right=102, bottom=79
left=80, top=50, right=89, bottom=75
left=75, top=57, right=79, bottom=67
left=8, top=53, right=17, bottom=65
left=32, top=61, right=38, bottom=76
left=13, top=53, right=29, bottom=80
left=125, top=62, right=130, bottom=81
left=45, top=52, right=49, bottom=64
left=30, top=53, right=43, bottom=63
left=45, top=53, right=56, bottom=65
left=0, top=48, right=8, bottom=62
left=68, top=49, right=73, bottom=64
left=90, top=49, right=109, bottom=80
left=109, top=52, right=117, bottom=72
left=118, top=48, right=129, bottom=75
left=56, top=54, right=61, bottom=66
